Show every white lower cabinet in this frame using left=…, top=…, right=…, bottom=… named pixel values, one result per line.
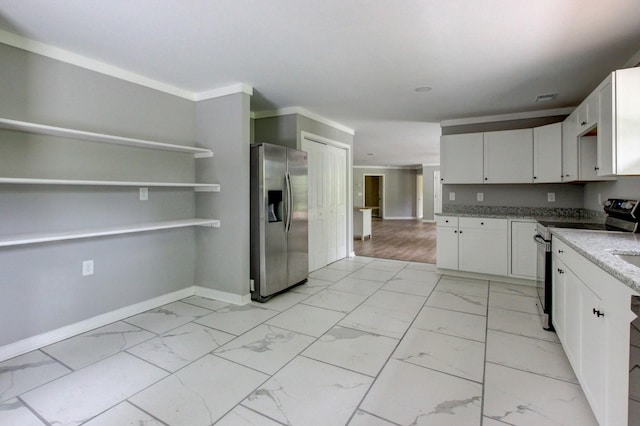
left=459, top=217, right=507, bottom=276
left=436, top=216, right=507, bottom=276
left=436, top=216, right=459, bottom=270
left=552, top=238, right=638, bottom=425
left=509, top=220, right=537, bottom=279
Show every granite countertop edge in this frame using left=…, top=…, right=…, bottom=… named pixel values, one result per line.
left=550, top=229, right=640, bottom=293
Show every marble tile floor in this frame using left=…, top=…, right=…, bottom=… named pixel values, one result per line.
left=0, top=257, right=598, bottom=425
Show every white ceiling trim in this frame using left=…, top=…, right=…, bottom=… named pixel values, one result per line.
left=195, top=83, right=253, bottom=101
left=0, top=30, right=253, bottom=103
left=253, top=106, right=355, bottom=135
left=440, top=107, right=576, bottom=127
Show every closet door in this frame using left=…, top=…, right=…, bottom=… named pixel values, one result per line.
left=302, top=139, right=326, bottom=272
left=302, top=139, right=348, bottom=271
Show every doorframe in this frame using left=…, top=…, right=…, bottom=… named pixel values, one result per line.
left=362, top=173, right=385, bottom=219
left=301, top=131, right=353, bottom=259
left=433, top=170, right=442, bottom=216
left=416, top=174, right=424, bottom=219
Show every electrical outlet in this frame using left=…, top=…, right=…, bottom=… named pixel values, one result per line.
left=82, top=260, right=94, bottom=276
left=477, top=192, right=484, bottom=202
left=547, top=192, right=556, bottom=202
left=139, top=187, right=148, bottom=201
left=449, top=192, right=456, bottom=201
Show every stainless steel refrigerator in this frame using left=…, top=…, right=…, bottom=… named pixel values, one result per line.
left=250, top=143, right=308, bottom=302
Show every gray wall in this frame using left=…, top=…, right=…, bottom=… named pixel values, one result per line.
left=0, top=44, right=198, bottom=346
left=440, top=115, right=588, bottom=210
left=195, top=93, right=251, bottom=296
left=253, top=113, right=354, bottom=150
left=353, top=167, right=418, bottom=218
left=583, top=177, right=640, bottom=211
left=422, top=165, right=440, bottom=221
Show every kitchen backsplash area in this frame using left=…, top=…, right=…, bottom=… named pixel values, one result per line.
left=442, top=183, right=584, bottom=209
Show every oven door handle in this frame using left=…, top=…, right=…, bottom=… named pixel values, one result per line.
left=533, top=234, right=550, bottom=251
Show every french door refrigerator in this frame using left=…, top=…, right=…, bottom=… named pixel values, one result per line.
left=250, top=143, right=308, bottom=302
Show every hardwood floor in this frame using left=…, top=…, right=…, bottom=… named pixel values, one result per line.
left=353, top=219, right=436, bottom=264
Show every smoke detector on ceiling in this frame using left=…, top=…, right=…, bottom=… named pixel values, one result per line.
left=535, top=93, right=558, bottom=102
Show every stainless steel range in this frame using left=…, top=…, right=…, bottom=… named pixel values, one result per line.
left=534, top=199, right=639, bottom=331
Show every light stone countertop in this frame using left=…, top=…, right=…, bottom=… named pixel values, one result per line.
left=550, top=229, right=640, bottom=293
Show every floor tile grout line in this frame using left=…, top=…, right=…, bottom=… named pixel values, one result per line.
left=479, top=278, right=491, bottom=424
left=347, top=268, right=444, bottom=424
left=394, top=357, right=485, bottom=386
left=484, top=360, right=580, bottom=386
left=353, top=408, right=403, bottom=426
left=124, top=400, right=171, bottom=426
left=16, top=395, right=53, bottom=426
left=234, top=403, right=289, bottom=425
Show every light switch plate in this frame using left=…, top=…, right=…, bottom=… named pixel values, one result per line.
left=547, top=192, right=556, bottom=202
left=449, top=192, right=455, bottom=201
left=82, top=260, right=94, bottom=276
left=139, top=187, right=149, bottom=201
left=477, top=192, right=484, bottom=202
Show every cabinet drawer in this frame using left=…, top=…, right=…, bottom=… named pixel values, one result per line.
left=459, top=217, right=506, bottom=230
left=436, top=215, right=458, bottom=227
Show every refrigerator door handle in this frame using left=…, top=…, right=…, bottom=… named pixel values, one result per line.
left=285, top=171, right=293, bottom=232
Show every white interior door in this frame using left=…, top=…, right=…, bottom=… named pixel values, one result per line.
left=302, top=139, right=348, bottom=271
left=302, top=139, right=326, bottom=272
left=434, top=170, right=442, bottom=215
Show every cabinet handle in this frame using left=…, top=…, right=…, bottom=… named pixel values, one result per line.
left=459, top=231, right=463, bottom=234
left=445, top=220, right=449, bottom=223
left=484, top=177, right=488, bottom=181
left=533, top=176, right=537, bottom=179
left=558, top=249, right=563, bottom=253
left=581, top=121, right=587, bottom=126
left=594, top=167, right=599, bottom=171
left=557, top=268, right=564, bottom=274
left=440, top=178, right=444, bottom=182
left=480, top=222, right=484, bottom=225
left=454, top=230, right=457, bottom=233
left=593, top=308, right=605, bottom=318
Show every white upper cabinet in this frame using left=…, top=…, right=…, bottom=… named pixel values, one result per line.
left=483, top=129, right=533, bottom=183
left=562, top=109, right=579, bottom=182
left=533, top=123, right=563, bottom=183
left=440, top=133, right=484, bottom=184
left=576, top=92, right=599, bottom=135
left=597, top=68, right=640, bottom=176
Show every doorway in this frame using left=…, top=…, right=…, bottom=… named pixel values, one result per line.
left=364, top=174, right=384, bottom=218
left=416, top=174, right=424, bottom=219
left=433, top=170, right=442, bottom=216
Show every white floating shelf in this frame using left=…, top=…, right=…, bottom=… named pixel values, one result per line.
left=0, top=219, right=220, bottom=248
left=0, top=118, right=213, bottom=158
left=0, top=177, right=220, bottom=191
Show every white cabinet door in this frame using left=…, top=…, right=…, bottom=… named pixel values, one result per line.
left=510, top=221, right=537, bottom=279
left=551, top=256, right=567, bottom=340
left=612, top=67, right=640, bottom=175
left=436, top=215, right=459, bottom=270
left=533, top=123, right=562, bottom=183
left=562, top=111, right=579, bottom=182
left=483, top=129, right=533, bottom=183
left=597, top=74, right=615, bottom=176
left=440, top=133, right=484, bottom=184
left=458, top=218, right=507, bottom=276
left=579, top=283, right=605, bottom=420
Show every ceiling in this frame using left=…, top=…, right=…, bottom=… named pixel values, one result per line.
left=1, top=1, right=639, bottom=167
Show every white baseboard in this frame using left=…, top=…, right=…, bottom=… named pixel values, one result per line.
left=383, top=216, right=417, bottom=220
left=436, top=268, right=537, bottom=286
left=0, top=285, right=251, bottom=363
left=0, top=287, right=195, bottom=363
left=194, top=286, right=251, bottom=305
left=422, top=219, right=436, bottom=223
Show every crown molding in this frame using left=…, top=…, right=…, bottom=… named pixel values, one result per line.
left=0, top=30, right=252, bottom=102
left=440, top=107, right=575, bottom=127
left=253, top=106, right=355, bottom=135
left=195, top=83, right=253, bottom=101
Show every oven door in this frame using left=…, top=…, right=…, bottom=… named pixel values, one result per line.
left=533, top=233, right=554, bottom=331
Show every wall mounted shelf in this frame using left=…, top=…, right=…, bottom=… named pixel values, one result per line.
left=0, top=219, right=220, bottom=248
left=0, top=118, right=213, bottom=158
left=0, top=177, right=220, bottom=191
